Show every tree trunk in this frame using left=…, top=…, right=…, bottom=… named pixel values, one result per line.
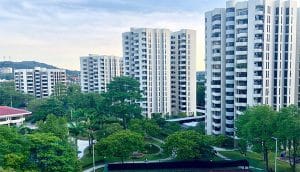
left=291, top=140, right=296, bottom=172
left=263, top=143, right=269, bottom=172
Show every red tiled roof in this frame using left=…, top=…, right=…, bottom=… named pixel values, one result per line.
left=0, top=106, right=32, bottom=116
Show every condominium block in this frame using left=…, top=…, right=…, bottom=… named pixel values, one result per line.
left=205, top=0, right=299, bottom=135
left=80, top=54, right=122, bottom=93
left=171, top=30, right=197, bottom=116
left=14, top=67, right=66, bottom=98
left=123, top=28, right=196, bottom=118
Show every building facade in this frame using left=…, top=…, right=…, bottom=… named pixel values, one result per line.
left=80, top=54, right=122, bottom=93
left=205, top=0, right=299, bottom=135
left=14, top=67, right=66, bottom=98
left=171, top=30, right=197, bottom=116
left=123, top=28, right=196, bottom=118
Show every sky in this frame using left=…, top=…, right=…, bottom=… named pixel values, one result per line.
left=0, top=0, right=226, bottom=71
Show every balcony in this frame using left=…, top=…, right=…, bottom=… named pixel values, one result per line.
left=236, top=15, right=248, bottom=20
left=212, top=99, right=221, bottom=104
left=235, top=51, right=247, bottom=56
left=236, top=85, right=247, bottom=90
left=211, top=107, right=221, bottom=111
left=235, top=68, right=247, bottom=72
left=235, top=94, right=247, bottom=98
left=235, top=41, right=248, bottom=47
left=236, top=24, right=248, bottom=29
left=212, top=92, right=221, bottom=96
left=225, top=127, right=234, bottom=133
left=211, top=37, right=221, bottom=41
left=212, top=121, right=221, bottom=127
left=226, top=30, right=235, bottom=34
left=226, top=87, right=234, bottom=92
left=236, top=59, right=247, bottom=64
left=212, top=130, right=222, bottom=135
left=226, top=119, right=234, bottom=125
left=236, top=32, right=248, bottom=38
left=226, top=104, right=234, bottom=108
left=235, top=102, right=247, bottom=107
left=213, top=114, right=221, bottom=120
left=226, top=46, right=234, bottom=51
left=212, top=76, right=221, bottom=81
left=235, top=76, right=247, bottom=81
left=211, top=84, right=221, bottom=88
left=212, top=20, right=221, bottom=25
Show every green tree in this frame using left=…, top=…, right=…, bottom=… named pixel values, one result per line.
left=69, top=120, right=86, bottom=149
left=28, top=98, right=66, bottom=121
left=27, top=133, right=80, bottom=172
left=236, top=105, right=277, bottom=171
left=276, top=105, right=300, bottom=172
left=96, top=130, right=144, bottom=162
left=163, top=130, right=214, bottom=160
left=0, top=81, right=33, bottom=108
left=129, top=119, right=160, bottom=137
left=105, top=76, right=142, bottom=129
left=3, top=153, right=26, bottom=170
left=0, top=126, right=29, bottom=169
left=96, top=123, right=123, bottom=140
left=37, top=114, right=69, bottom=140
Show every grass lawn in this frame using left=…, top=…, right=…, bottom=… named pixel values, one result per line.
left=220, top=151, right=300, bottom=172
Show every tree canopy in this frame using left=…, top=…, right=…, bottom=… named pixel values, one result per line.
left=163, top=130, right=214, bottom=160
left=96, top=130, right=144, bottom=162
left=236, top=105, right=277, bottom=171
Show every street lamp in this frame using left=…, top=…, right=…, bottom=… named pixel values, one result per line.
left=271, top=137, right=278, bottom=172
left=92, top=139, right=97, bottom=172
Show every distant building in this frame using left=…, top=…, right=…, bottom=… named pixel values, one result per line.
left=80, top=54, right=123, bottom=93
left=0, top=106, right=31, bottom=126
left=122, top=28, right=196, bottom=118
left=14, top=67, right=66, bottom=98
left=0, top=67, right=13, bottom=74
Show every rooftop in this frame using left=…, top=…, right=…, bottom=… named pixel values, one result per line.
left=0, top=106, right=32, bottom=117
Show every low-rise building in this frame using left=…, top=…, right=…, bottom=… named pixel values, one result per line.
left=0, top=106, right=31, bottom=126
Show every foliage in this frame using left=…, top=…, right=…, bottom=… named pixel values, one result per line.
left=105, top=76, right=142, bottom=129
left=276, top=105, right=300, bottom=171
left=210, top=135, right=234, bottom=148
left=28, top=98, right=66, bottom=122
left=96, top=123, right=123, bottom=140
left=95, top=130, right=144, bottom=162
left=0, top=126, right=29, bottom=169
left=0, top=125, right=80, bottom=172
left=37, top=114, right=69, bottom=140
left=0, top=81, right=33, bottom=107
left=163, top=130, right=214, bottom=160
left=236, top=105, right=277, bottom=171
left=159, top=122, right=182, bottom=139
left=129, top=119, right=160, bottom=137
left=27, top=133, right=80, bottom=172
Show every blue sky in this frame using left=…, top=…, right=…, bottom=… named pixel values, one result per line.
left=0, top=0, right=226, bottom=70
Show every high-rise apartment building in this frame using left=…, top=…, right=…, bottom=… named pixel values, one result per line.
left=80, top=54, right=122, bottom=93
left=122, top=28, right=196, bottom=118
left=14, top=67, right=66, bottom=98
left=205, top=0, right=299, bottom=135
left=171, top=30, right=197, bottom=116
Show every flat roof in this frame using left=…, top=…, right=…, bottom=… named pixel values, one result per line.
left=0, top=106, right=32, bottom=117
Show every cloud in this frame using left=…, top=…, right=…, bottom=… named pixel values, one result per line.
left=0, top=0, right=223, bottom=70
